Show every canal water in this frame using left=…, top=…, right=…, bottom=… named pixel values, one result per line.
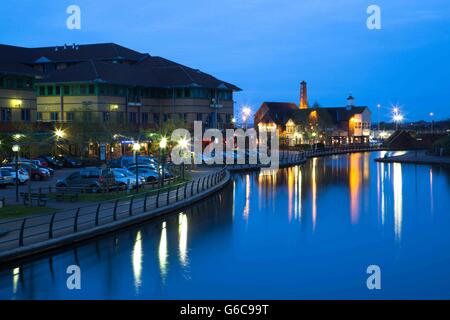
left=1, top=151, right=449, bottom=299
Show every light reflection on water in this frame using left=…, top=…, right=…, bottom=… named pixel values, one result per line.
left=1, top=151, right=450, bottom=299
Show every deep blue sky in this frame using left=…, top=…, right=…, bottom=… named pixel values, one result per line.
left=1, top=0, right=449, bottom=121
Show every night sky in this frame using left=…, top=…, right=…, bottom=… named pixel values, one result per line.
left=1, top=0, right=449, bottom=121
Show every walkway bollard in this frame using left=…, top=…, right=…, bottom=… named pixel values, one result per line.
left=129, top=196, right=134, bottom=216
left=19, top=218, right=27, bottom=247
left=74, top=208, right=80, bottom=232
left=166, top=187, right=171, bottom=205
left=113, top=200, right=119, bottom=221
left=49, top=212, right=57, bottom=239
left=144, top=193, right=149, bottom=212
left=95, top=203, right=101, bottom=226
left=156, top=189, right=161, bottom=208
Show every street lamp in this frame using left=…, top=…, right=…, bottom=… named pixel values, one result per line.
left=159, top=137, right=168, bottom=187
left=12, top=144, right=20, bottom=202
left=392, top=114, right=404, bottom=130
left=53, top=128, right=66, bottom=155
left=133, top=142, right=140, bottom=193
left=392, top=106, right=404, bottom=130
left=377, top=104, right=381, bottom=132
left=242, top=107, right=251, bottom=129
left=177, top=137, right=189, bottom=180
left=429, top=112, right=435, bottom=133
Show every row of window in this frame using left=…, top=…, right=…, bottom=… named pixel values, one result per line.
left=354, top=122, right=371, bottom=129
left=0, top=108, right=31, bottom=121
left=1, top=107, right=233, bottom=124
left=35, top=84, right=233, bottom=101
left=0, top=76, right=34, bottom=90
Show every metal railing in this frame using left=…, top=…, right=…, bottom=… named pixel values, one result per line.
left=0, top=167, right=228, bottom=253
left=227, top=145, right=383, bottom=171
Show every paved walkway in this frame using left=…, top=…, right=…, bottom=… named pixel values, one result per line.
left=375, top=150, right=450, bottom=165
left=0, top=167, right=225, bottom=257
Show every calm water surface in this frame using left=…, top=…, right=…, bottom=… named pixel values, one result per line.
left=1, top=151, right=450, bottom=299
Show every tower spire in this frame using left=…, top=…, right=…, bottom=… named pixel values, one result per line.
left=300, top=81, right=308, bottom=109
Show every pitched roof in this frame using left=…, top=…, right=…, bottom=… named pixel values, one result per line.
left=31, top=43, right=146, bottom=63
left=256, top=102, right=298, bottom=126
left=0, top=61, right=42, bottom=77
left=256, top=102, right=369, bottom=127
left=0, top=43, right=241, bottom=90
left=37, top=56, right=242, bottom=90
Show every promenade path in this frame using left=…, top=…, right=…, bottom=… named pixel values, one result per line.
left=0, top=167, right=223, bottom=257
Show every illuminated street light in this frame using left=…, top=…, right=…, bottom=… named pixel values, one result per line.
left=159, top=137, right=168, bottom=150
left=430, top=112, right=435, bottom=133
left=12, top=144, right=20, bottom=202
left=177, top=136, right=189, bottom=150
left=159, top=137, right=168, bottom=187
left=241, top=106, right=251, bottom=129
left=377, top=104, right=381, bottom=131
left=54, top=128, right=65, bottom=139
left=177, top=137, right=189, bottom=180
left=133, top=142, right=141, bottom=193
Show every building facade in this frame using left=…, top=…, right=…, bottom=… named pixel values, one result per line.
left=0, top=43, right=240, bottom=133
left=254, top=82, right=372, bottom=146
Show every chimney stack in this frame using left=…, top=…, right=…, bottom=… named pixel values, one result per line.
left=347, top=94, right=355, bottom=110
left=300, top=81, right=308, bottom=109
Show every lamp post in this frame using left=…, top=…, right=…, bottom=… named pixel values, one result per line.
left=12, top=144, right=20, bottom=202
left=377, top=104, right=381, bottom=132
left=242, top=107, right=251, bottom=130
left=392, top=106, right=403, bottom=131
left=159, top=137, right=167, bottom=187
left=177, top=137, right=189, bottom=180
left=133, top=142, right=140, bottom=193
left=429, top=112, right=434, bottom=133
left=54, top=128, right=65, bottom=155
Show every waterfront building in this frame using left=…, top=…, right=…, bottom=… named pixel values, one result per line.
left=0, top=43, right=240, bottom=132
left=254, top=82, right=372, bottom=146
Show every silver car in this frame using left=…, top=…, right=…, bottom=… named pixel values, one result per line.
left=112, top=168, right=145, bottom=190
left=0, top=169, right=14, bottom=187
left=1, top=167, right=29, bottom=184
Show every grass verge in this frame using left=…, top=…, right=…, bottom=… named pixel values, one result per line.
left=0, top=205, right=60, bottom=220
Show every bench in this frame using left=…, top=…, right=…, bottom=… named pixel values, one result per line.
left=19, top=192, right=48, bottom=206
left=55, top=188, right=80, bottom=202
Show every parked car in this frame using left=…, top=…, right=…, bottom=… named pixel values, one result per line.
left=54, top=155, right=82, bottom=168
left=109, top=156, right=159, bottom=168
left=6, top=162, right=51, bottom=180
left=127, top=166, right=160, bottom=182
left=111, top=169, right=140, bottom=190
left=37, top=156, right=64, bottom=169
left=56, top=168, right=116, bottom=193
left=0, top=169, right=14, bottom=188
left=0, top=166, right=29, bottom=184
left=14, top=160, right=54, bottom=176
left=112, top=168, right=146, bottom=185
left=32, top=159, right=48, bottom=167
